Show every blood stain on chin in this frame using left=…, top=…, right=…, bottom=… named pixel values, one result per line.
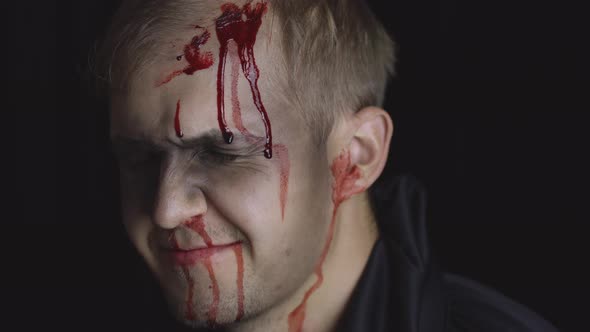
left=156, top=27, right=214, bottom=87
left=169, top=233, right=196, bottom=321
left=215, top=1, right=273, bottom=158
left=204, top=257, right=220, bottom=327
left=233, top=245, right=245, bottom=321
left=175, top=99, right=184, bottom=138
left=287, top=150, right=363, bottom=332
left=174, top=215, right=220, bottom=324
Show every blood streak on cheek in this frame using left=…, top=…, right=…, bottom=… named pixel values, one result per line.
left=156, top=27, right=214, bottom=87
left=215, top=2, right=273, bottom=159
left=273, top=144, right=290, bottom=221
left=288, top=150, right=363, bottom=332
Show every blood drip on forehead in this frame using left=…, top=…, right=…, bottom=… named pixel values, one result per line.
left=175, top=99, right=184, bottom=138
left=215, top=1, right=273, bottom=159
left=156, top=26, right=214, bottom=87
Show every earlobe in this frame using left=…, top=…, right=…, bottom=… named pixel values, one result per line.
left=349, top=107, right=394, bottom=188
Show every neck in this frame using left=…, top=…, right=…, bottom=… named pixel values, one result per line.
left=229, top=192, right=379, bottom=332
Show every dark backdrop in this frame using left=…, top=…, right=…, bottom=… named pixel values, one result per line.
left=11, top=0, right=589, bottom=331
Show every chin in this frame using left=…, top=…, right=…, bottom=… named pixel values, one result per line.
left=157, top=271, right=247, bottom=328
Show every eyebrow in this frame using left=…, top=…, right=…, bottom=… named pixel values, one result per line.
left=111, top=130, right=266, bottom=155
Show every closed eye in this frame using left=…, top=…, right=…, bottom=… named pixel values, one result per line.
left=191, top=148, right=242, bottom=165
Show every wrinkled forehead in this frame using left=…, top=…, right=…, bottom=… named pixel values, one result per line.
left=112, top=1, right=285, bottom=93
left=110, top=1, right=296, bottom=145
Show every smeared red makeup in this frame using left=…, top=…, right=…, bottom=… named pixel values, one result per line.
left=288, top=150, right=363, bottom=332
left=215, top=1, right=273, bottom=159
left=169, top=234, right=196, bottom=321
left=157, top=26, right=214, bottom=87
left=215, top=1, right=290, bottom=220
left=168, top=215, right=246, bottom=326
left=232, top=245, right=245, bottom=321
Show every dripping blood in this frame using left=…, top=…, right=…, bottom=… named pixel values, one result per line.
left=288, top=150, right=363, bottom=332
left=215, top=1, right=273, bottom=158
left=170, top=234, right=196, bottom=321
left=204, top=257, right=220, bottom=327
left=175, top=99, right=184, bottom=138
left=225, top=35, right=290, bottom=221
left=157, top=27, right=214, bottom=87
left=233, top=245, right=245, bottom=321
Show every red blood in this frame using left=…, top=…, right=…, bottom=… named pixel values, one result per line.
left=215, top=2, right=273, bottom=158
left=227, top=37, right=290, bottom=220
left=184, top=216, right=219, bottom=325
left=288, top=150, right=363, bottom=332
left=273, top=144, right=290, bottom=221
left=170, top=233, right=196, bottom=321
left=156, top=28, right=214, bottom=87
left=185, top=215, right=214, bottom=247
left=204, top=257, right=220, bottom=327
left=233, top=245, right=245, bottom=321
left=230, top=46, right=250, bottom=136
left=175, top=99, right=184, bottom=138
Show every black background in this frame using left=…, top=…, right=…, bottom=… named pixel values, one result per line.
left=11, top=0, right=589, bottom=331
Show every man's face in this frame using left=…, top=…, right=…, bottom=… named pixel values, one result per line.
left=110, top=5, right=335, bottom=327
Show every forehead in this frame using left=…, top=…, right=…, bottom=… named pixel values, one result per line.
left=110, top=1, right=296, bottom=144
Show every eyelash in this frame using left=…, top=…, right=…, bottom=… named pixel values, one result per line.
left=194, top=149, right=240, bottom=165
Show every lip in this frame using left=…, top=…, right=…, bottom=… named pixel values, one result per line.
left=164, top=242, right=242, bottom=266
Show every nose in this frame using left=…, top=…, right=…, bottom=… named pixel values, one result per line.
left=152, top=161, right=207, bottom=229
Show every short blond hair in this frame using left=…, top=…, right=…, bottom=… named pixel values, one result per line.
left=97, top=0, right=395, bottom=143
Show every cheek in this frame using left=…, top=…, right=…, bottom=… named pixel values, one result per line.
left=118, top=177, right=154, bottom=254
left=202, top=168, right=280, bottom=239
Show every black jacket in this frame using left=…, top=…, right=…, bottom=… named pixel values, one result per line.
left=336, top=175, right=560, bottom=332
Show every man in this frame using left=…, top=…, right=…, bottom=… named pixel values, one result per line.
left=99, top=0, right=559, bottom=331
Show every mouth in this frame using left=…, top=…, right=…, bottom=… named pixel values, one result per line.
left=163, top=242, right=242, bottom=266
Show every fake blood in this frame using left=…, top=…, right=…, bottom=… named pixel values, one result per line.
left=273, top=144, right=290, bottom=220
left=233, top=245, right=245, bottom=321
left=175, top=99, right=183, bottom=138
left=186, top=216, right=213, bottom=247
left=288, top=150, right=363, bottom=332
left=230, top=46, right=249, bottom=136
left=225, top=34, right=290, bottom=220
left=182, top=216, right=246, bottom=324
left=156, top=27, right=214, bottom=87
left=170, top=233, right=196, bottom=321
left=215, top=2, right=273, bottom=158
left=204, top=257, right=220, bottom=327
left=185, top=216, right=219, bottom=326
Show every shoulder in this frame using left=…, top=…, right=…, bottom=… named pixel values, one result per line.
left=442, top=273, right=560, bottom=332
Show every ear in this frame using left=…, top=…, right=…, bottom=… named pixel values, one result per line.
left=348, top=107, right=394, bottom=189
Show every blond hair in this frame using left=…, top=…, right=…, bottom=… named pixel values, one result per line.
left=96, top=0, right=395, bottom=143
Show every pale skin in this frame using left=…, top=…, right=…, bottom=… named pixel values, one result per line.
left=110, top=2, right=394, bottom=331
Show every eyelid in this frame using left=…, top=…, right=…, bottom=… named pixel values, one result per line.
left=192, top=148, right=241, bottom=163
